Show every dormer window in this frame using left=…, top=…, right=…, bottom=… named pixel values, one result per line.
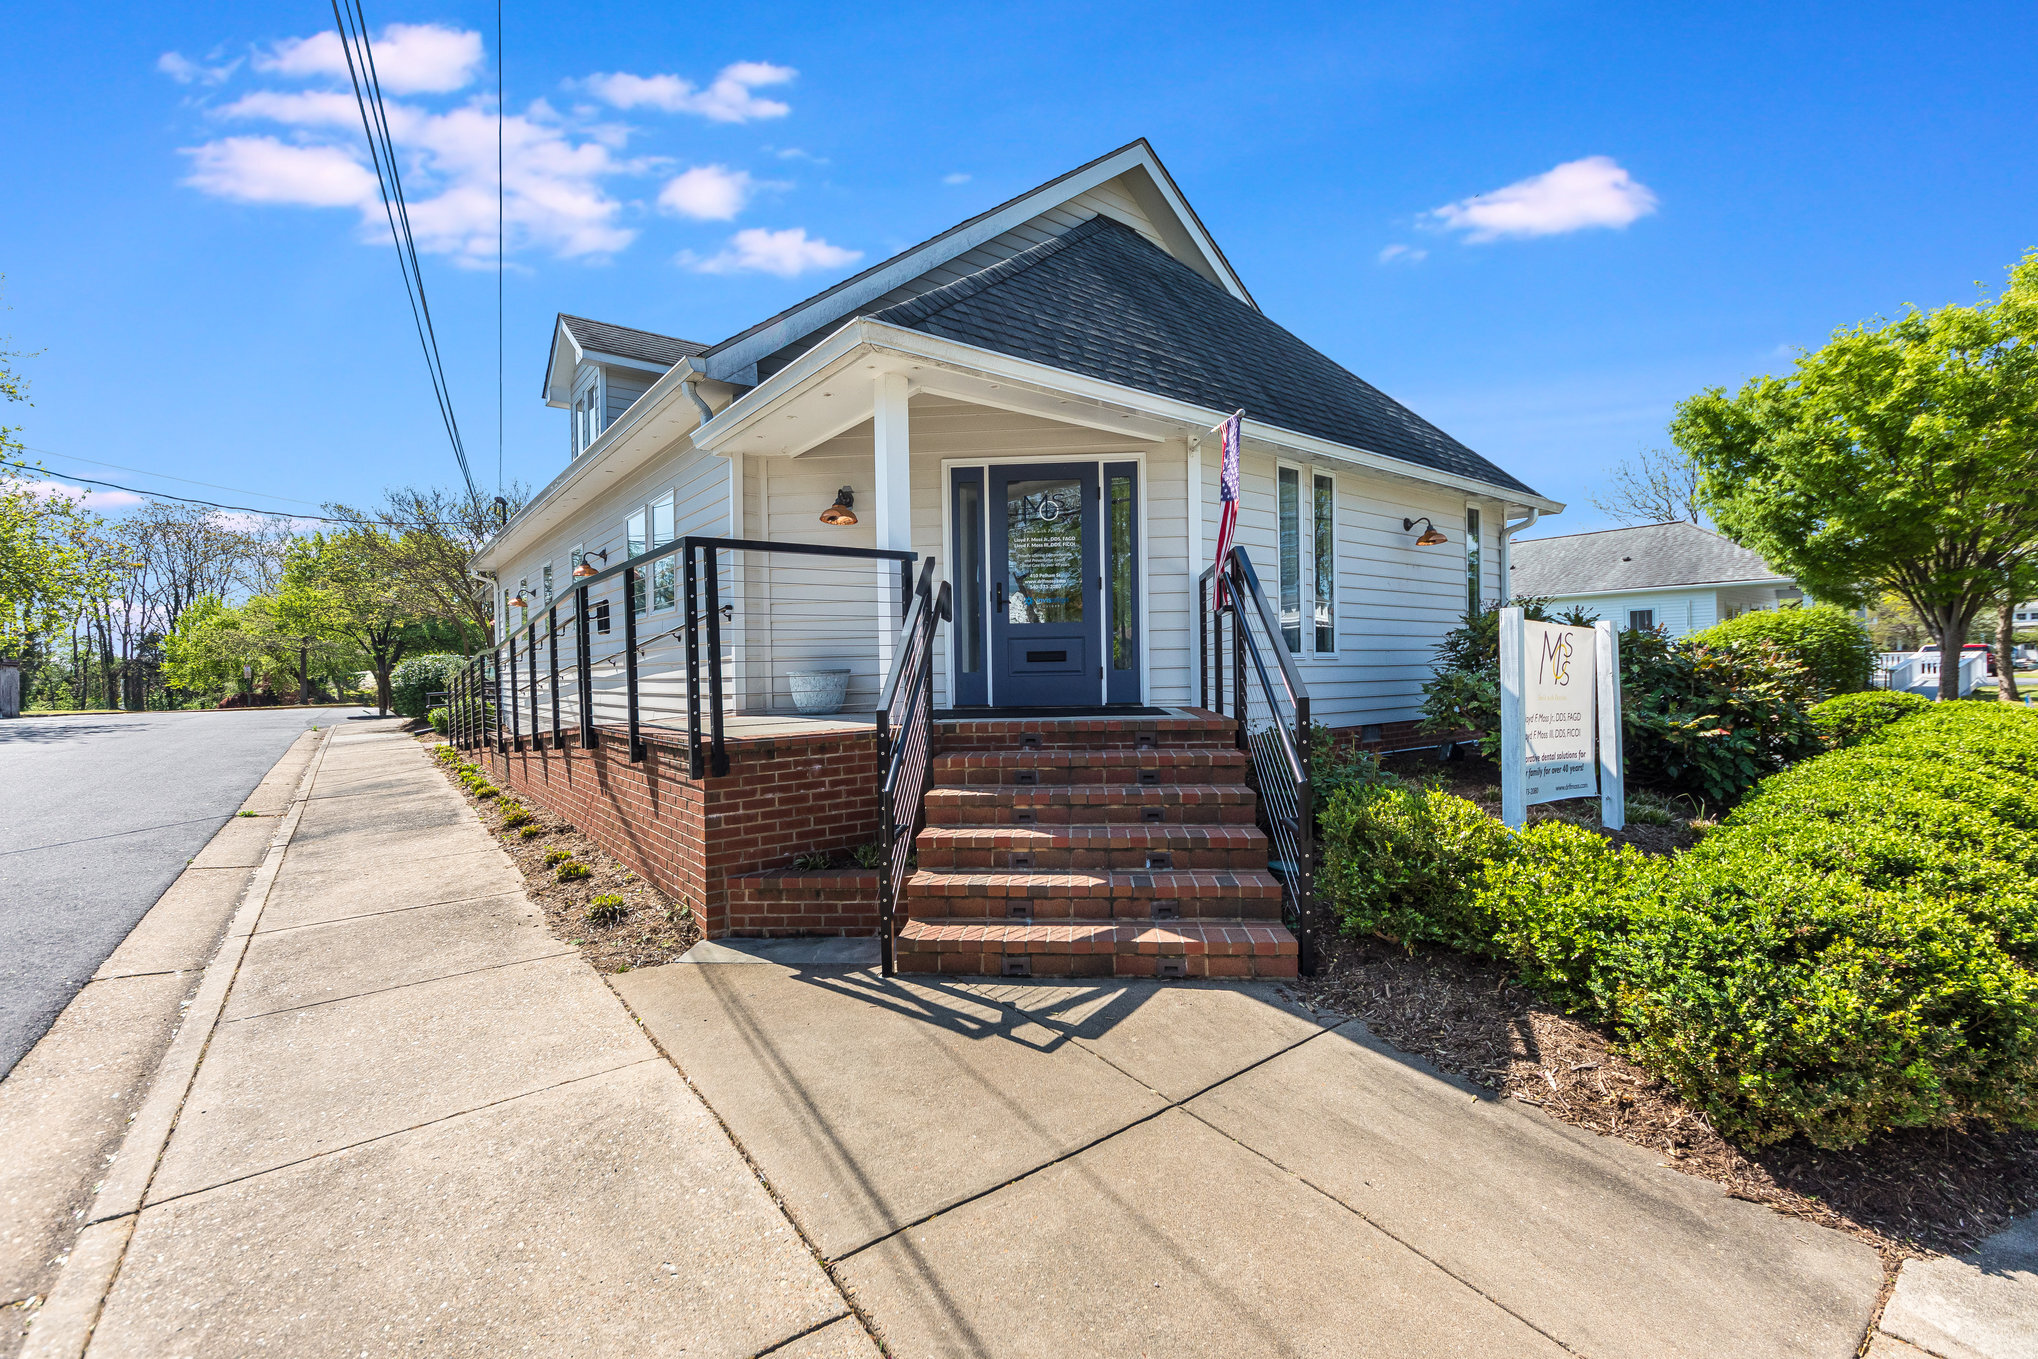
left=571, top=368, right=606, bottom=455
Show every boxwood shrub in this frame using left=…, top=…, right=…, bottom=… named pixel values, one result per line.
left=1808, top=689, right=1930, bottom=746
left=1691, top=604, right=1876, bottom=698
left=390, top=653, right=468, bottom=720
left=1326, top=702, right=2038, bottom=1149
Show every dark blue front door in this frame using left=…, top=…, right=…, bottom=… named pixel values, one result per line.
left=989, top=462, right=1098, bottom=706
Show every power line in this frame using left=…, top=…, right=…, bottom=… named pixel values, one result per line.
left=15, top=445, right=328, bottom=509
left=0, top=458, right=472, bottom=529
left=330, top=0, right=481, bottom=510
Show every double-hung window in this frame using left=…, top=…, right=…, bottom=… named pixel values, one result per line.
left=1465, top=507, right=1483, bottom=615
left=572, top=370, right=605, bottom=454
left=651, top=493, right=676, bottom=610
left=1278, top=465, right=1338, bottom=655
left=627, top=509, right=647, bottom=615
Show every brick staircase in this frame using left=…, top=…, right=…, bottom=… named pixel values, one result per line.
left=893, top=712, right=1299, bottom=979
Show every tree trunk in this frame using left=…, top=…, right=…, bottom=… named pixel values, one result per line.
left=298, top=644, right=309, bottom=707
left=1937, top=613, right=1967, bottom=701
left=2001, top=594, right=2023, bottom=703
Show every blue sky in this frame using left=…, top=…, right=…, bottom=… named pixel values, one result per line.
left=3, top=1, right=2032, bottom=533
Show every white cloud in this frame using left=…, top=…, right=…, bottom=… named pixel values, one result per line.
left=256, top=22, right=483, bottom=95
left=1377, top=243, right=1427, bottom=264
left=585, top=61, right=795, bottom=122
left=187, top=59, right=643, bottom=262
left=158, top=51, right=240, bottom=85
left=942, top=172, right=971, bottom=185
left=1423, top=155, right=1658, bottom=242
left=13, top=478, right=145, bottom=512
left=182, top=137, right=379, bottom=208
left=683, top=227, right=860, bottom=277
left=659, top=165, right=755, bottom=220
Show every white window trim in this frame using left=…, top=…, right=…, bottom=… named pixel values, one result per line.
left=1464, top=501, right=1485, bottom=618
left=572, top=367, right=605, bottom=455
left=1277, top=459, right=1340, bottom=659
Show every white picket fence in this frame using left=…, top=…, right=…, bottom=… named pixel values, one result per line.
left=1875, top=650, right=1987, bottom=697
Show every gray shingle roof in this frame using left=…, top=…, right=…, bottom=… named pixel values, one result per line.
left=867, top=217, right=1540, bottom=498
left=1509, top=521, right=1789, bottom=596
left=559, top=314, right=706, bottom=370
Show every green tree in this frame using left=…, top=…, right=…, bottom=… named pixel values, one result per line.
left=1673, top=252, right=2038, bottom=699
left=285, top=530, right=434, bottom=714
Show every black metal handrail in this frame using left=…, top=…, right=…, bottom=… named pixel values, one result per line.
left=1198, top=546, right=1314, bottom=968
left=875, top=558, right=948, bottom=977
left=446, top=534, right=918, bottom=780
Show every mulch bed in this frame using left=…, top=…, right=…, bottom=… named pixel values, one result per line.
left=1300, top=747, right=2038, bottom=1268
left=420, top=735, right=701, bottom=974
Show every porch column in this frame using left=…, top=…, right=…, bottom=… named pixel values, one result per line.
left=873, top=371, right=912, bottom=679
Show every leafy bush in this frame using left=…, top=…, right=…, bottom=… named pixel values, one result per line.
left=585, top=894, right=627, bottom=924
left=1463, top=703, right=2038, bottom=1148
left=851, top=841, right=886, bottom=870
left=1691, top=604, right=1875, bottom=698
left=1310, top=724, right=1395, bottom=807
left=791, top=851, right=834, bottom=871
left=555, top=861, right=591, bottom=882
left=518, top=823, right=546, bottom=839
left=499, top=804, right=531, bottom=829
left=1421, top=604, right=1823, bottom=803
left=543, top=848, right=574, bottom=866
left=1318, top=782, right=1516, bottom=952
left=390, top=653, right=468, bottom=720
left=1809, top=689, right=1930, bottom=745
left=428, top=706, right=449, bottom=735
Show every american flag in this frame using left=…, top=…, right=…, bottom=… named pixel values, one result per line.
left=1212, top=410, right=1242, bottom=608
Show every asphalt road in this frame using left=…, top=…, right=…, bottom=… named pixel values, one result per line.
left=0, top=707, right=369, bottom=1077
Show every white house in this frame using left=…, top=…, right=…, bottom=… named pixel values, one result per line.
left=475, top=140, right=1559, bottom=737
left=1507, top=521, right=1798, bottom=638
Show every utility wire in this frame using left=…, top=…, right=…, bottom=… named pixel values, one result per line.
left=15, top=445, right=328, bottom=508
left=0, top=458, right=472, bottom=529
left=497, top=0, right=505, bottom=504
left=330, top=0, right=481, bottom=510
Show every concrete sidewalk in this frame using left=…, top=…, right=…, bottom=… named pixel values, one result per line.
left=21, top=721, right=872, bottom=1359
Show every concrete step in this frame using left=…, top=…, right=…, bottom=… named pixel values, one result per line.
left=921, top=783, right=1260, bottom=827
left=894, top=917, right=1299, bottom=979
left=931, top=746, right=1250, bottom=787
left=903, top=868, right=1286, bottom=920
left=936, top=711, right=1236, bottom=751
left=913, top=823, right=1268, bottom=872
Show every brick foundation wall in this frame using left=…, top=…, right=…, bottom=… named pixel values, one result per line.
left=480, top=725, right=882, bottom=938
left=1326, top=718, right=1479, bottom=754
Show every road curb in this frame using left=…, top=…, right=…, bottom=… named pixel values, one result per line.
left=20, top=727, right=335, bottom=1359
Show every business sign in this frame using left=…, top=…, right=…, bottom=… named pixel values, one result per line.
left=1521, top=620, right=1598, bottom=805
left=1499, top=609, right=1625, bottom=831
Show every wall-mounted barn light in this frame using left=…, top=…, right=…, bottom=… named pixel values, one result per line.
left=1403, top=516, right=1449, bottom=547
left=571, top=550, right=608, bottom=579
left=820, top=486, right=858, bottom=526
left=507, top=583, right=529, bottom=609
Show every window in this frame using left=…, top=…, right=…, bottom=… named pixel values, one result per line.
left=1313, top=474, right=1335, bottom=653
left=1278, top=466, right=1302, bottom=652
left=627, top=509, right=647, bottom=615
left=651, top=494, right=676, bottom=610
left=1465, top=507, right=1482, bottom=616
left=1629, top=609, right=1655, bottom=632
left=571, top=370, right=605, bottom=454
left=956, top=476, right=983, bottom=677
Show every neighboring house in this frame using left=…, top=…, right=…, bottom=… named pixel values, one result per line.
left=464, top=140, right=1559, bottom=976
left=1507, top=521, right=1798, bottom=638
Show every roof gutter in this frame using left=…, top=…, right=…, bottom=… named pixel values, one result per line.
left=677, top=356, right=715, bottom=424
left=1498, top=508, right=1539, bottom=606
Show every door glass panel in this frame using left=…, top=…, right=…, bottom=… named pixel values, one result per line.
left=1108, top=473, right=1134, bottom=670
left=1278, top=467, right=1301, bottom=652
left=958, top=480, right=983, bottom=673
left=1004, top=478, right=1084, bottom=624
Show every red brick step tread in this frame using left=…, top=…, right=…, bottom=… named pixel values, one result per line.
left=895, top=917, right=1298, bottom=979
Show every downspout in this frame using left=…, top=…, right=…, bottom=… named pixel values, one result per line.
left=678, top=356, right=715, bottom=426
left=1499, top=507, right=1540, bottom=606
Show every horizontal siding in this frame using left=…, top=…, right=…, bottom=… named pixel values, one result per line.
left=1551, top=590, right=1718, bottom=638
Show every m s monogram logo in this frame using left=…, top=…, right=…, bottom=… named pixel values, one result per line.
left=1539, top=632, right=1575, bottom=686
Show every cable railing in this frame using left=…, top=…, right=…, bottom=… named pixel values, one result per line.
left=1198, top=547, right=1315, bottom=967
left=448, top=535, right=919, bottom=778
left=875, top=559, right=949, bottom=977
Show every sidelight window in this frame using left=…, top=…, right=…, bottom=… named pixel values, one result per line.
left=1278, top=466, right=1302, bottom=652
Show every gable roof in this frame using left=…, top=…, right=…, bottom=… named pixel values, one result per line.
left=866, top=216, right=1540, bottom=498
left=698, top=139, right=1251, bottom=382
left=558, top=314, right=706, bottom=369
left=1509, top=521, right=1789, bottom=596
